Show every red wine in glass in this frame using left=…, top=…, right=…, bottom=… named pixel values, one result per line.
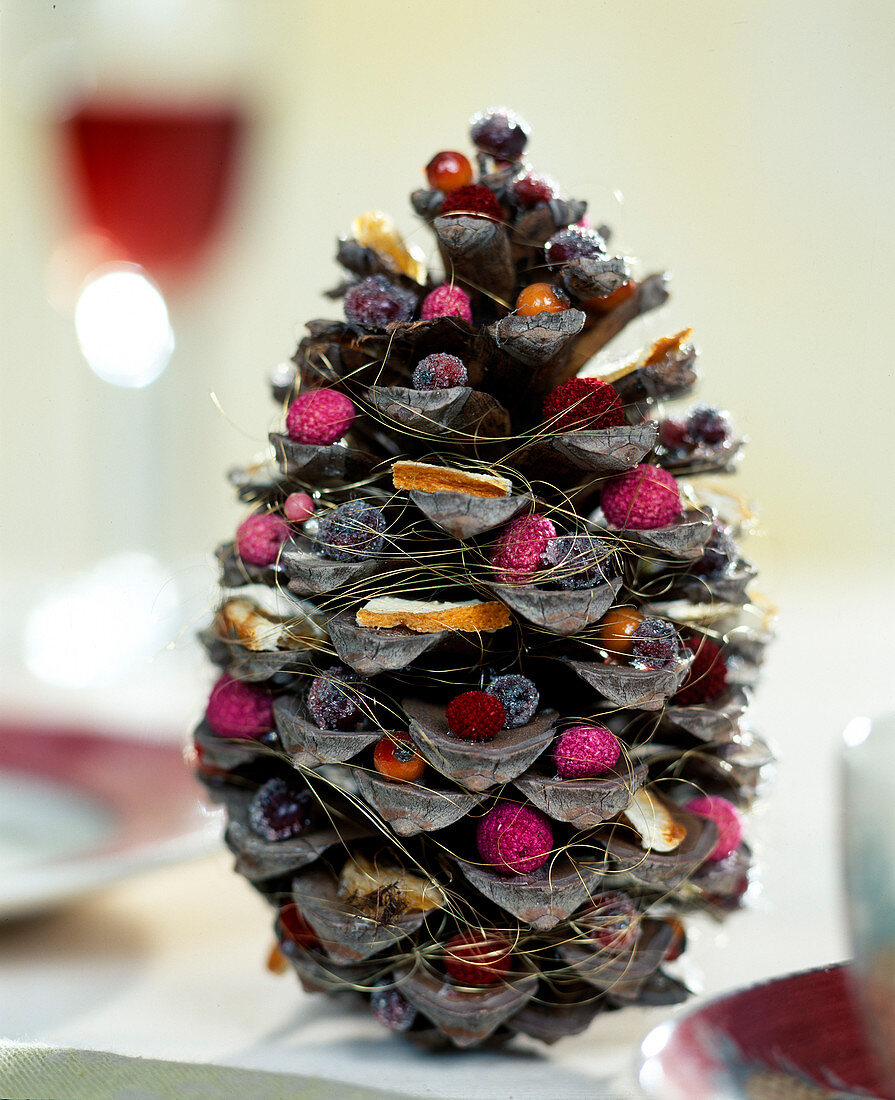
left=64, top=101, right=246, bottom=276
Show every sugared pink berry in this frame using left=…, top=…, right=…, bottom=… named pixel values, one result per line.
left=411, top=353, right=468, bottom=390
left=285, top=388, right=355, bottom=446
left=476, top=803, right=552, bottom=876
left=600, top=464, right=682, bottom=530
left=344, top=275, right=416, bottom=327
left=235, top=513, right=290, bottom=566
left=490, top=513, right=557, bottom=587
left=684, top=795, right=743, bottom=862
left=554, top=725, right=621, bottom=779
left=284, top=492, right=315, bottom=522
left=205, top=673, right=274, bottom=739
left=420, top=284, right=473, bottom=323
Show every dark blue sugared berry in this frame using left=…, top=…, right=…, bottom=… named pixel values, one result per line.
left=544, top=225, right=606, bottom=268
left=248, top=778, right=311, bottom=841
left=313, top=500, right=387, bottom=562
left=693, top=522, right=738, bottom=576
left=307, top=665, right=367, bottom=730
left=469, top=107, right=529, bottom=160
left=686, top=405, right=731, bottom=447
left=486, top=674, right=539, bottom=729
left=343, top=275, right=416, bottom=328
left=370, top=982, right=417, bottom=1031
left=539, top=535, right=615, bottom=590
left=411, top=353, right=468, bottom=390
left=631, top=617, right=682, bottom=669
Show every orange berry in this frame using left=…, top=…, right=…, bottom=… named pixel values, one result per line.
left=514, top=282, right=570, bottom=317
left=663, top=917, right=687, bottom=962
left=266, top=943, right=288, bottom=974
left=373, top=732, right=426, bottom=782
left=584, top=280, right=637, bottom=315
left=598, top=607, right=644, bottom=655
left=425, top=150, right=473, bottom=193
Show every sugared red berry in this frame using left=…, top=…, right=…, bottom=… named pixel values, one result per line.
left=205, top=673, right=274, bottom=739
left=631, top=617, right=682, bottom=668
left=684, top=794, right=743, bottom=862
left=446, top=691, right=505, bottom=741
left=486, top=674, right=539, bottom=729
left=284, top=492, right=315, bottom=523
left=674, top=636, right=728, bottom=705
left=425, top=150, right=473, bottom=193
left=600, top=464, right=682, bottom=530
left=278, top=902, right=321, bottom=952
left=542, top=377, right=626, bottom=434
left=373, top=732, right=426, bottom=783
left=584, top=280, right=636, bottom=313
left=658, top=417, right=690, bottom=451
left=539, top=534, right=614, bottom=590
left=597, top=607, right=644, bottom=655
left=515, top=282, right=569, bottom=317
left=313, top=500, right=387, bottom=561
left=554, top=725, right=621, bottom=779
left=248, top=777, right=311, bottom=841
left=235, top=513, right=291, bottom=566
left=544, top=225, right=606, bottom=268
left=443, top=931, right=513, bottom=987
left=343, top=275, right=416, bottom=327
left=577, top=892, right=641, bottom=953
left=687, top=404, right=731, bottom=446
left=440, top=184, right=504, bottom=221
left=306, top=665, right=367, bottom=730
left=469, top=107, right=530, bottom=160
left=420, top=283, right=473, bottom=323
left=370, top=982, right=417, bottom=1031
left=490, top=513, right=557, bottom=587
left=509, top=171, right=557, bottom=208
left=285, top=388, right=356, bottom=446
left=411, top=352, right=468, bottom=390
left=476, top=803, right=553, bottom=875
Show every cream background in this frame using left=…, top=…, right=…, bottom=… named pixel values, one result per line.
left=3, top=0, right=894, bottom=588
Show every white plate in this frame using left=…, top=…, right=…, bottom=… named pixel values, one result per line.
left=0, top=719, right=221, bottom=919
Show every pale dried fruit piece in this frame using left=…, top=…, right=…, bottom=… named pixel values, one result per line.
left=338, top=853, right=447, bottom=913
left=352, top=210, right=426, bottom=283
left=622, top=788, right=687, bottom=852
left=216, top=597, right=322, bottom=652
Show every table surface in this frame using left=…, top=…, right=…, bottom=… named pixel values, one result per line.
left=1, top=569, right=891, bottom=1099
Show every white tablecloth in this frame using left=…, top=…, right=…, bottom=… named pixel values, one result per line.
left=1, top=569, right=891, bottom=1098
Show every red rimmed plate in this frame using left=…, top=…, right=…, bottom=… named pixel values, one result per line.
left=0, top=719, right=220, bottom=919
left=639, top=963, right=891, bottom=1099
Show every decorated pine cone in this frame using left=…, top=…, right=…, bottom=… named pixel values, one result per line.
left=192, top=108, right=774, bottom=1050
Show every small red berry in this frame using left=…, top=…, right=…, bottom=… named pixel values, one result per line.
left=373, top=732, right=426, bottom=783
left=445, top=691, right=505, bottom=741
left=674, top=636, right=728, bottom=706
left=284, top=492, right=315, bottom=522
left=444, top=931, right=513, bottom=987
left=515, top=282, right=569, bottom=317
left=425, top=150, right=473, bottom=193
left=411, top=352, right=468, bottom=390
left=440, top=184, right=504, bottom=222
left=278, top=902, right=321, bottom=951
left=577, top=892, right=641, bottom=954
left=420, top=284, right=473, bottom=323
